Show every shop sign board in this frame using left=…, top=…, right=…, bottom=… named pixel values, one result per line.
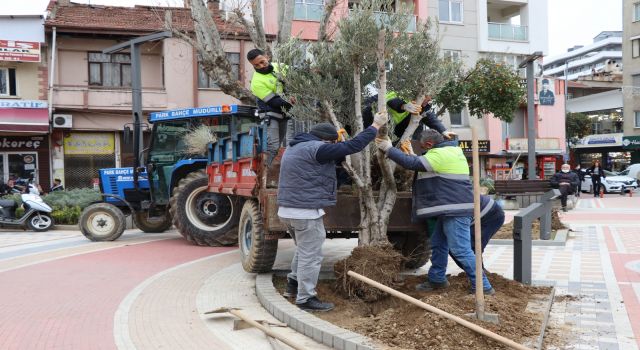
left=0, top=136, right=45, bottom=150
left=508, top=138, right=561, bottom=152
left=0, top=40, right=40, bottom=62
left=0, top=99, right=47, bottom=109
left=64, top=133, right=114, bottom=155
left=622, top=135, right=640, bottom=149
left=458, top=140, right=490, bottom=153
left=576, top=133, right=623, bottom=147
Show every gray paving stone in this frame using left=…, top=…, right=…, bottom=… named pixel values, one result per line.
left=598, top=342, right=619, bottom=350
left=322, top=331, right=334, bottom=347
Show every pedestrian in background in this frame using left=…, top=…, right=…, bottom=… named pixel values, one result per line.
left=588, top=160, right=605, bottom=197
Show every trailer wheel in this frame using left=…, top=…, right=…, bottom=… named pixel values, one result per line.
left=79, top=203, right=126, bottom=241
left=238, top=199, right=278, bottom=273
left=170, top=171, right=239, bottom=246
left=133, top=210, right=172, bottom=233
left=388, top=228, right=431, bottom=269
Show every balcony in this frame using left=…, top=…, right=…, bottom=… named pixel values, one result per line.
left=374, top=11, right=417, bottom=32
left=53, top=86, right=168, bottom=110
left=488, top=22, right=528, bottom=41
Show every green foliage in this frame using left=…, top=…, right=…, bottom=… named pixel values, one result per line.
left=479, top=178, right=495, bottom=194
left=276, top=0, right=454, bottom=132
left=51, top=206, right=82, bottom=225
left=42, top=188, right=102, bottom=211
left=566, top=112, right=592, bottom=145
left=435, top=59, right=525, bottom=123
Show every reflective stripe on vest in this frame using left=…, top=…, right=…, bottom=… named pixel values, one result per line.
left=417, top=172, right=470, bottom=180
left=416, top=203, right=475, bottom=216
left=480, top=197, right=495, bottom=218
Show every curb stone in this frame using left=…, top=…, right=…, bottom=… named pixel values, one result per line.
left=255, top=273, right=376, bottom=350
left=489, top=229, right=569, bottom=247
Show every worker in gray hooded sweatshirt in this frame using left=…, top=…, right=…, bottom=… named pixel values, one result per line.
left=277, top=113, right=388, bottom=312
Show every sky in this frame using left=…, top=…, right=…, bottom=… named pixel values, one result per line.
left=0, top=0, right=624, bottom=58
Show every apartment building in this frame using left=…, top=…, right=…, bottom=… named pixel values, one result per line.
left=45, top=0, right=254, bottom=189
left=0, top=15, right=51, bottom=188
left=429, top=0, right=561, bottom=179
left=622, top=0, right=640, bottom=164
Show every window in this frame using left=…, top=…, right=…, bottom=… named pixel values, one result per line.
left=88, top=52, right=131, bottom=87
left=635, top=2, right=640, bottom=21
left=439, top=0, right=463, bottom=23
left=633, top=39, right=640, bottom=58
left=443, top=50, right=461, bottom=62
left=450, top=110, right=463, bottom=126
left=294, top=0, right=324, bottom=21
left=635, top=111, right=640, bottom=128
left=198, top=53, right=240, bottom=89
left=0, top=68, right=17, bottom=96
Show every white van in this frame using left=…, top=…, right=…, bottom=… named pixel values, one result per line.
left=620, top=164, right=640, bottom=181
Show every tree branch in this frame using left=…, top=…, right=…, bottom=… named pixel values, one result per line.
left=277, top=0, right=295, bottom=44
left=317, top=0, right=338, bottom=43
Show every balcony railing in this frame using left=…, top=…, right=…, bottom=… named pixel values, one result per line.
left=488, top=22, right=528, bottom=41
left=374, top=11, right=417, bottom=32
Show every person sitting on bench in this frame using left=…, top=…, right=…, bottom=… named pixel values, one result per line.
left=550, top=163, right=579, bottom=212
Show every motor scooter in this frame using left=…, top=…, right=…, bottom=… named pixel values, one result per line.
left=0, top=188, right=54, bottom=232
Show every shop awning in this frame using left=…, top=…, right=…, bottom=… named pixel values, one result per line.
left=0, top=108, right=49, bottom=133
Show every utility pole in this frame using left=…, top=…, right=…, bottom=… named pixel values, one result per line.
left=519, top=52, right=543, bottom=180
left=103, top=31, right=172, bottom=189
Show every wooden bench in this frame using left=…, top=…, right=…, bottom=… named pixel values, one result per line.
left=494, top=180, right=552, bottom=209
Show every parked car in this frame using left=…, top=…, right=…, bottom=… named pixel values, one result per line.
left=580, top=169, right=638, bottom=193
left=619, top=164, right=640, bottom=181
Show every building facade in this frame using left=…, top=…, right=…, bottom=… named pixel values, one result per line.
left=0, top=15, right=51, bottom=189
left=45, top=0, right=254, bottom=189
left=623, top=0, right=640, bottom=164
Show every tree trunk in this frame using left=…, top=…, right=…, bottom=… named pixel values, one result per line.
left=277, top=0, right=295, bottom=45
left=318, top=0, right=338, bottom=42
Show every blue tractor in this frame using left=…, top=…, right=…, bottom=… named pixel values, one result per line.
left=78, top=104, right=259, bottom=246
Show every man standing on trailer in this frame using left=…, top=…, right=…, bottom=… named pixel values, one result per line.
left=247, top=49, right=295, bottom=166
left=277, top=113, right=388, bottom=312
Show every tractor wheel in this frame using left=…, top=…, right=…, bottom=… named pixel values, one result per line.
left=79, top=203, right=126, bottom=241
left=170, top=171, right=240, bottom=246
left=388, top=228, right=431, bottom=269
left=238, top=199, right=278, bottom=273
left=27, top=213, right=54, bottom=232
left=133, top=210, right=172, bottom=233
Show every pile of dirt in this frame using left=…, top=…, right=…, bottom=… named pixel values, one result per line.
left=274, top=273, right=553, bottom=350
left=493, top=209, right=567, bottom=240
left=334, top=244, right=406, bottom=302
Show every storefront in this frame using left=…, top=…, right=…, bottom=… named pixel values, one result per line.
left=62, top=132, right=116, bottom=189
left=573, top=133, right=631, bottom=172
left=0, top=100, right=51, bottom=188
left=503, top=137, right=564, bottom=179
left=622, top=135, right=640, bottom=165
left=458, top=139, right=490, bottom=177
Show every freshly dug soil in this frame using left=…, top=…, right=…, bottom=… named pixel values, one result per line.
left=334, top=244, right=406, bottom=302
left=493, top=209, right=567, bottom=240
left=274, top=273, right=553, bottom=350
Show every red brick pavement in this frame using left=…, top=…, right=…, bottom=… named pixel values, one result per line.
left=0, top=238, right=232, bottom=350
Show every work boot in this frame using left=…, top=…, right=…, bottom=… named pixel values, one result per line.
left=562, top=206, right=568, bottom=213
left=297, top=297, right=334, bottom=312
left=415, top=279, right=450, bottom=292
left=470, top=288, right=496, bottom=296
left=283, top=278, right=297, bottom=299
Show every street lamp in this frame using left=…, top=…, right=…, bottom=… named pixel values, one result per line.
left=519, top=51, right=544, bottom=181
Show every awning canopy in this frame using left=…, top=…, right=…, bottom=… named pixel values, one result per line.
left=0, top=108, right=49, bottom=133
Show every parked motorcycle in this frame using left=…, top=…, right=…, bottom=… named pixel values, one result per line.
left=0, top=191, right=54, bottom=232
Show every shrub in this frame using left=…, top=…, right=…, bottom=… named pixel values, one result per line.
left=479, top=178, right=495, bottom=194
left=51, top=206, right=82, bottom=225
left=43, top=188, right=102, bottom=211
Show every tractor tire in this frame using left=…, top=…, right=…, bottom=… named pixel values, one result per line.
left=238, top=199, right=278, bottom=273
left=27, top=213, right=54, bottom=232
left=79, top=203, right=126, bottom=241
left=388, top=228, right=431, bottom=269
left=133, top=210, right=173, bottom=233
left=169, top=171, right=240, bottom=246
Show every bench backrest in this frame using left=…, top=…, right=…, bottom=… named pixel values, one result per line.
left=494, top=180, right=551, bottom=194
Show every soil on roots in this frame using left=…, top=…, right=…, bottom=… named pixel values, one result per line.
left=275, top=272, right=556, bottom=350
left=334, top=244, right=406, bottom=302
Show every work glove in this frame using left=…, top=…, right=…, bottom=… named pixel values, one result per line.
left=400, top=140, right=415, bottom=155
left=372, top=112, right=389, bottom=128
left=337, top=128, right=349, bottom=142
left=401, top=102, right=422, bottom=115
left=375, top=136, right=393, bottom=153
left=442, top=130, right=457, bottom=140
